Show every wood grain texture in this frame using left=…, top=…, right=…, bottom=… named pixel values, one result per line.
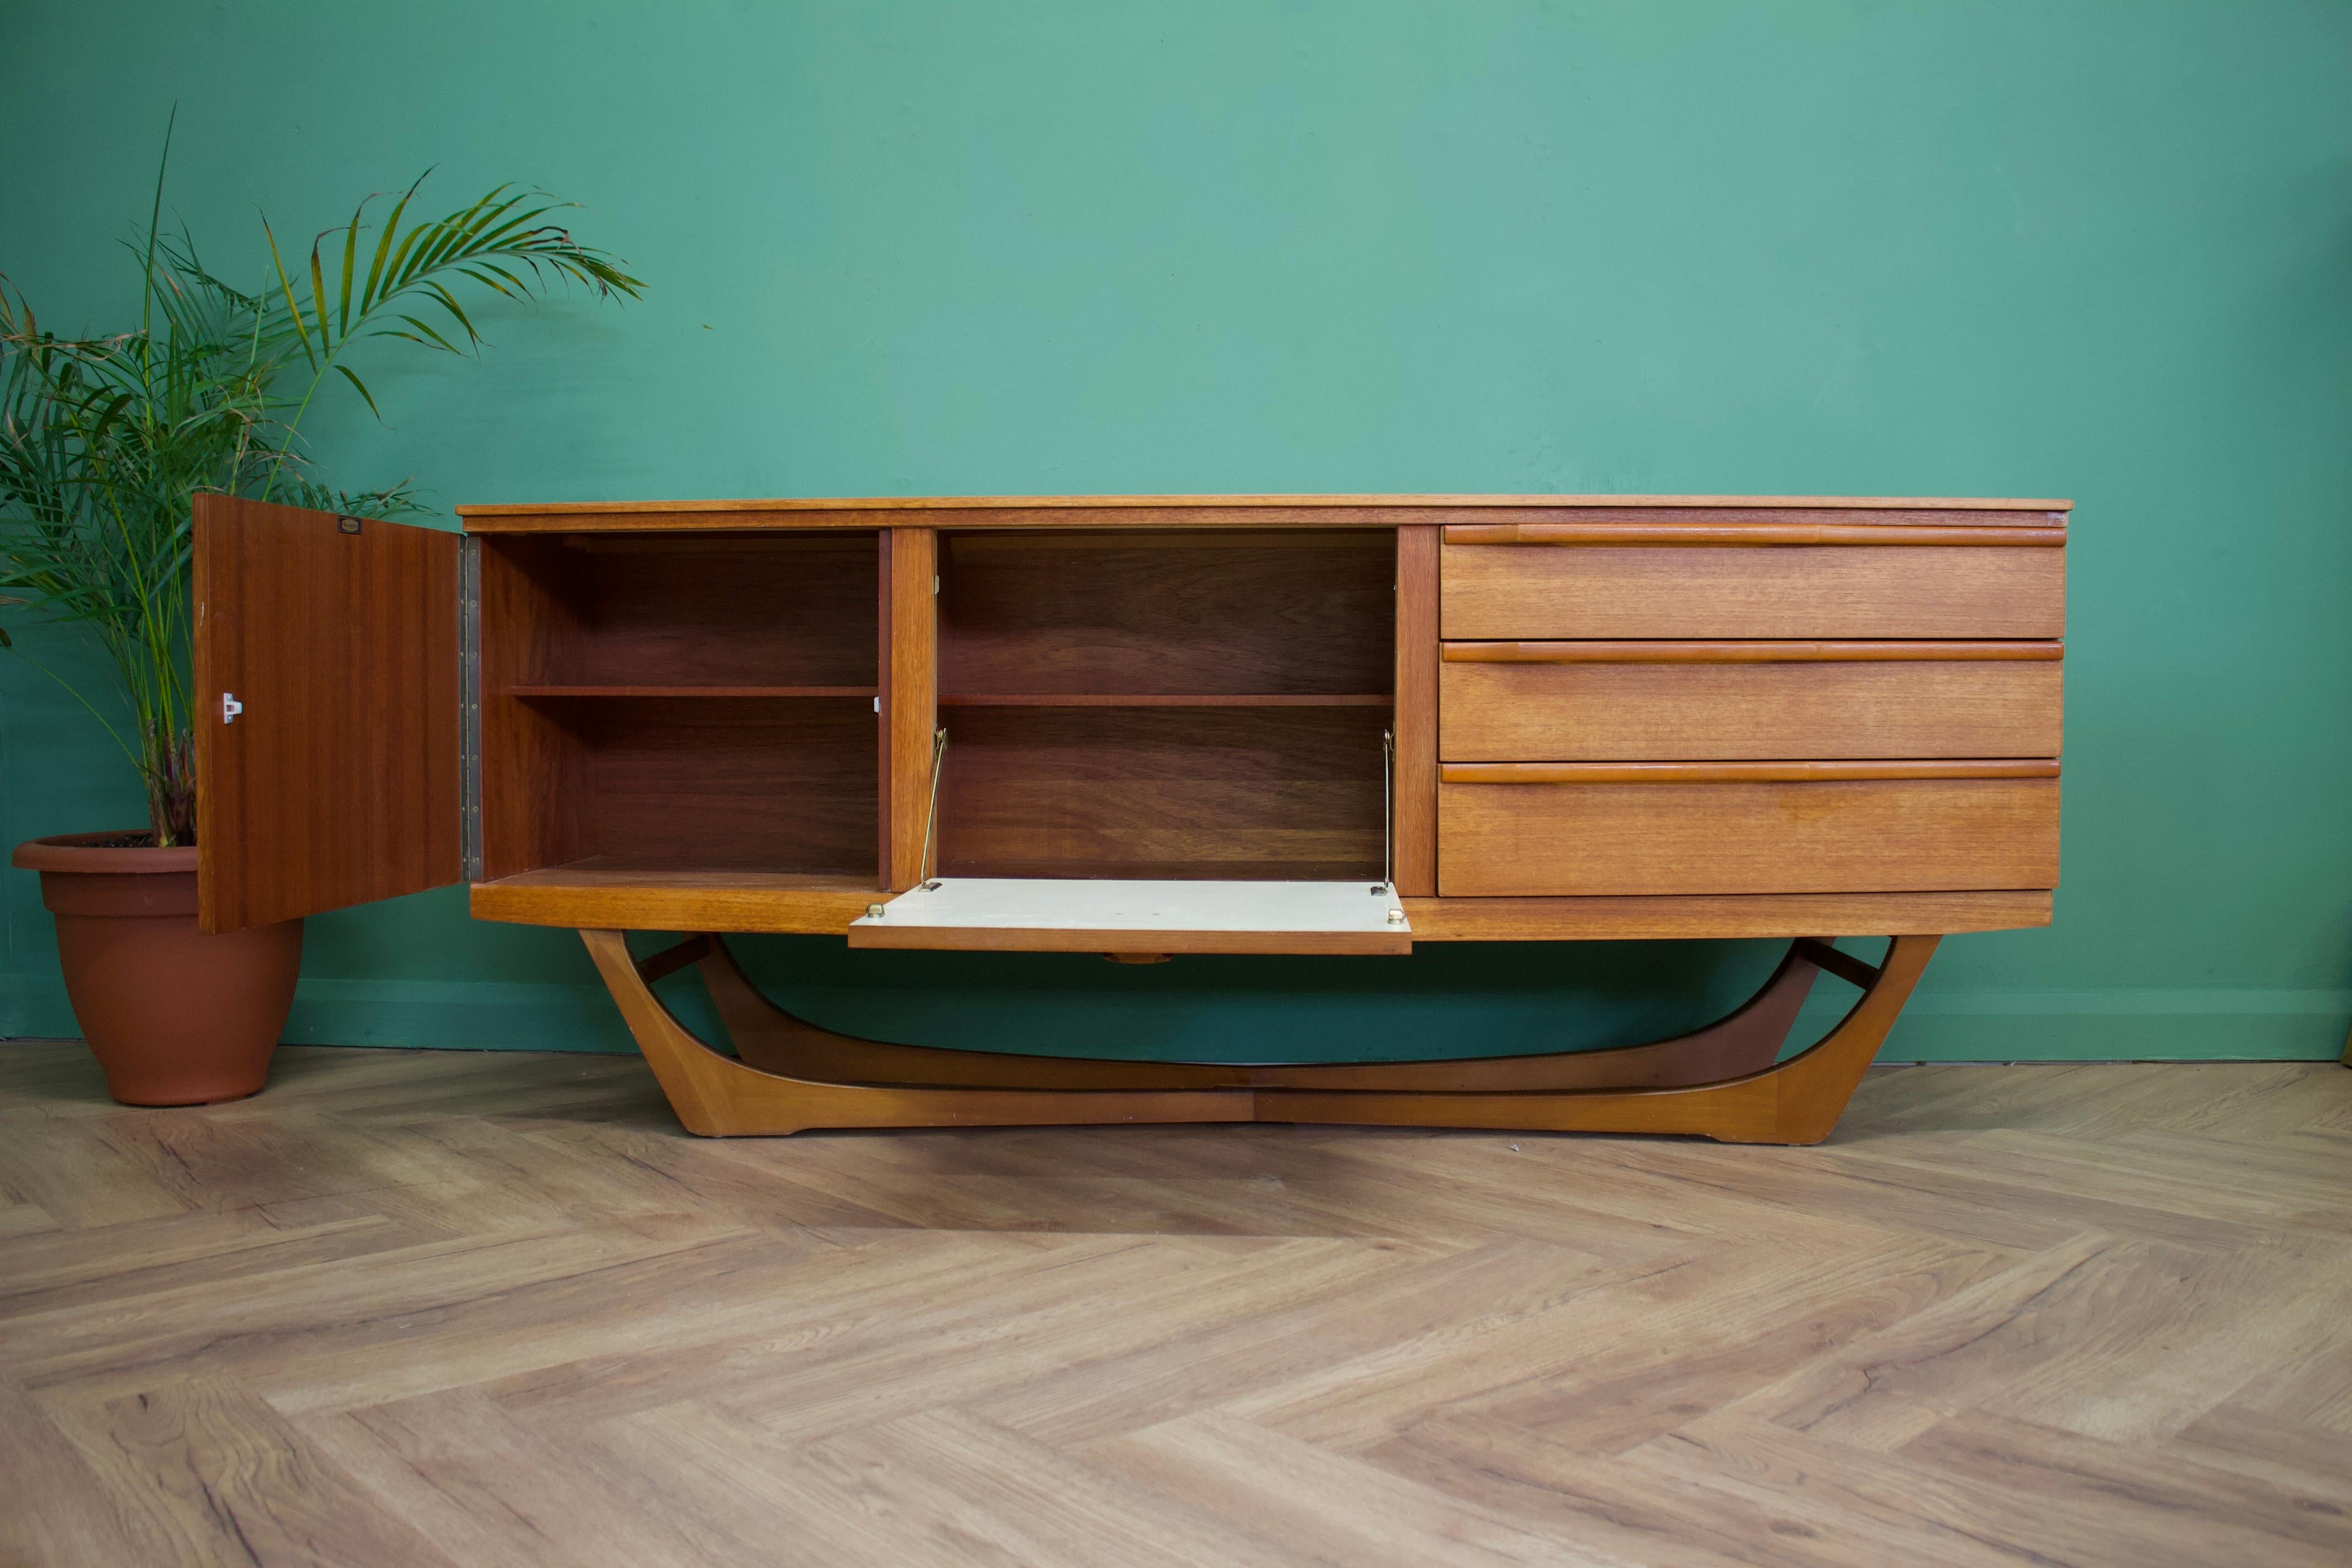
left=1442, top=542, right=2067, bottom=639
left=1446, top=522, right=2066, bottom=546
left=456, top=492, right=2074, bottom=525
left=1443, top=654, right=2064, bottom=761
left=1398, top=889, right=2052, bottom=939
left=712, top=932, right=1825, bottom=1092
left=1443, top=759, right=2061, bottom=784
left=469, top=863, right=880, bottom=933
left=882, top=527, right=939, bottom=891
left=193, top=496, right=460, bottom=932
left=445, top=500, right=2066, bottom=913
left=10, top=1039, right=2343, bottom=1568
left=476, top=531, right=880, bottom=883
left=466, top=872, right=2052, bottom=941
left=580, top=928, right=1933, bottom=1142
left=937, top=694, right=1391, bottom=707
left=1444, top=639, right=2067, bottom=663
left=505, top=685, right=876, bottom=699
left=581, top=930, right=1255, bottom=1135
left=521, top=531, right=878, bottom=687
left=1261, top=935, right=1942, bottom=1144
left=938, top=530, right=1393, bottom=698
left=1440, top=777, right=2060, bottom=896
left=477, top=532, right=589, bottom=880
left=1392, top=526, right=1440, bottom=897
left=560, top=699, right=876, bottom=876
left=936, top=706, right=1389, bottom=883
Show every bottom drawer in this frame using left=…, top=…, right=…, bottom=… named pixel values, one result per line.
left=1438, top=762, right=2059, bottom=896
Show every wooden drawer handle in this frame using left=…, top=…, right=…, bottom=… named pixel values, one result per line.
left=1441, top=640, right=2065, bottom=664
left=1444, top=523, right=2065, bottom=547
left=1440, top=759, right=2061, bottom=785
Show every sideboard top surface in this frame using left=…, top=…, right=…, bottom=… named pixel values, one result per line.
left=457, top=493, right=2073, bottom=532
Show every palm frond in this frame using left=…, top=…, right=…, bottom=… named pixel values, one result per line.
left=263, top=175, right=641, bottom=380
left=3, top=127, right=642, bottom=841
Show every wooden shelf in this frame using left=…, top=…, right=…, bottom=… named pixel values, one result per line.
left=936, top=858, right=1385, bottom=883
left=469, top=859, right=881, bottom=936
left=937, top=693, right=1392, bottom=708
left=506, top=684, right=878, bottom=699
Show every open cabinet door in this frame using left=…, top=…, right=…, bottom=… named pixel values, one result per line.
left=193, top=495, right=462, bottom=933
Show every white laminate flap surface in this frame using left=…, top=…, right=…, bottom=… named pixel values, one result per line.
left=847, top=878, right=1412, bottom=954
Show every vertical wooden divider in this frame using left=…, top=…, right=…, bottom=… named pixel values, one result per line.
left=1392, top=524, right=1440, bottom=896
left=880, top=527, right=939, bottom=890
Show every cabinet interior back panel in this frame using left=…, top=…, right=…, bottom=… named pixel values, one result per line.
left=941, top=530, right=1393, bottom=696
left=490, top=532, right=879, bottom=687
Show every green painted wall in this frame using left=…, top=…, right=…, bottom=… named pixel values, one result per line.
left=5, top=0, right=2350, bottom=1063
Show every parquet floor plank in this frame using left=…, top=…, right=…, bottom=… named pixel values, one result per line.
left=37, top=1373, right=465, bottom=1568
left=1631, top=1414, right=2296, bottom=1568
left=1090, top=1408, right=1632, bottom=1567
left=720, top=1236, right=1443, bottom=1444
left=1368, top=1410, right=1989, bottom=1568
left=1, top=1041, right=2346, bottom=1567
left=2166, top=1400, right=2352, bottom=1502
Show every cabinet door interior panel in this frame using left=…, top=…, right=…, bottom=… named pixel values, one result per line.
left=1441, top=652, right=2064, bottom=761
left=937, top=706, right=1388, bottom=881
left=1441, top=542, right=2065, bottom=639
left=940, top=530, right=1394, bottom=697
left=481, top=531, right=879, bottom=687
left=1438, top=776, right=2059, bottom=896
left=193, top=496, right=461, bottom=931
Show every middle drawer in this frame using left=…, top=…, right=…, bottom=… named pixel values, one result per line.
left=1440, top=641, right=2063, bottom=761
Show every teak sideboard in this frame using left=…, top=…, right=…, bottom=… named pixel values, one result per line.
left=189, top=493, right=2066, bottom=1144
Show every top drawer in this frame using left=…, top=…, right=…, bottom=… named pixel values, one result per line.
left=1441, top=518, right=2066, bottom=640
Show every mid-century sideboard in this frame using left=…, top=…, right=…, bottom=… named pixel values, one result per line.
left=190, top=493, right=2065, bottom=1144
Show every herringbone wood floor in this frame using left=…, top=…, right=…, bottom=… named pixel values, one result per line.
left=2, top=1041, right=2348, bottom=1568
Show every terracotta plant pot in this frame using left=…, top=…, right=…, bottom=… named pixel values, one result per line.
left=9, top=832, right=302, bottom=1106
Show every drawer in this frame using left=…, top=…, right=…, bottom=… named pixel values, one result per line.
left=1437, top=761, right=2059, bottom=896
left=1440, top=521, right=2065, bottom=639
left=1439, top=641, right=2063, bottom=761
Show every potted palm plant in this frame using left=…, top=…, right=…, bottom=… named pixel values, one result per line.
left=2, top=124, right=640, bottom=1104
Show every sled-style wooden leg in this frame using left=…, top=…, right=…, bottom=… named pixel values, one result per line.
left=581, top=929, right=1938, bottom=1144
left=1260, top=936, right=1940, bottom=1144
left=694, top=934, right=1832, bottom=1093
left=579, top=929, right=1251, bottom=1135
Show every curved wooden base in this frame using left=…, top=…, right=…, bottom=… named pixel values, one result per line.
left=578, top=929, right=1939, bottom=1144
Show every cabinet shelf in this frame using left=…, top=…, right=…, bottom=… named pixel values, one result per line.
left=507, top=684, right=878, bottom=699
left=936, top=693, right=1392, bottom=708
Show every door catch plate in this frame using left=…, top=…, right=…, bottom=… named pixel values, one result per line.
left=221, top=692, right=244, bottom=724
